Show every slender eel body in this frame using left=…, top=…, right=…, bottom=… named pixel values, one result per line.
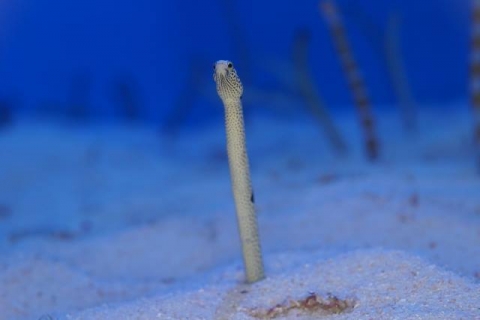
left=292, top=29, right=348, bottom=155
left=214, top=60, right=265, bottom=283
left=472, top=0, right=480, bottom=170
left=320, top=0, right=379, bottom=161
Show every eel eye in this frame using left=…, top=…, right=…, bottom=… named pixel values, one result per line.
left=227, top=62, right=233, bottom=69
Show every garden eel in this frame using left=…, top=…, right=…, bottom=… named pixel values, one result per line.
left=213, top=60, right=265, bottom=283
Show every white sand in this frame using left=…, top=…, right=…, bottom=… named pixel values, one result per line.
left=0, top=107, right=479, bottom=319
left=64, top=250, right=480, bottom=320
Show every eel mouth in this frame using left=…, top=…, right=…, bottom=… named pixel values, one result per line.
left=214, top=70, right=230, bottom=87
left=213, top=61, right=230, bottom=81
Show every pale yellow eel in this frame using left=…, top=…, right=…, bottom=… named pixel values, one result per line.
left=213, top=60, right=265, bottom=283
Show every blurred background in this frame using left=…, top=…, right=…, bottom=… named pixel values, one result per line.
left=0, top=0, right=471, bottom=130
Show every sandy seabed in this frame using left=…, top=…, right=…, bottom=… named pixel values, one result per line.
left=0, top=107, right=479, bottom=319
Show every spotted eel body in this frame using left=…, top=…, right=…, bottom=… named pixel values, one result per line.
left=213, top=60, right=265, bottom=283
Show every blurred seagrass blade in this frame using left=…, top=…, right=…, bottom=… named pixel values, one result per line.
left=111, top=74, right=142, bottom=122
left=319, top=0, right=380, bottom=161
left=471, top=0, right=480, bottom=170
left=67, top=73, right=92, bottom=123
left=292, top=28, right=348, bottom=156
left=341, top=1, right=417, bottom=132
left=384, top=13, right=417, bottom=132
left=161, top=55, right=207, bottom=136
left=0, top=99, right=13, bottom=130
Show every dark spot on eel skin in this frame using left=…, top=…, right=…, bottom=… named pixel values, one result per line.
left=251, top=192, right=255, bottom=203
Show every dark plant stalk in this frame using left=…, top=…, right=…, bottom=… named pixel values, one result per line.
left=292, top=29, right=348, bottom=156
left=320, top=0, right=379, bottom=161
left=341, top=2, right=417, bottom=132
left=384, top=14, right=417, bottom=132
left=471, top=0, right=480, bottom=169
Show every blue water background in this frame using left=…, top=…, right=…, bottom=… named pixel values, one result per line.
left=0, top=0, right=471, bottom=127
